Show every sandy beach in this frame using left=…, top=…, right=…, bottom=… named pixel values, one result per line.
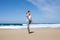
left=0, top=28, right=60, bottom=40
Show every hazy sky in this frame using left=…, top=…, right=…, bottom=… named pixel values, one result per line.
left=0, top=0, right=60, bottom=23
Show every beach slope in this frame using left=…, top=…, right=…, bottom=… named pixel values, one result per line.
left=0, top=28, right=60, bottom=40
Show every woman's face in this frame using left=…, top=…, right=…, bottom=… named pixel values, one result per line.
left=28, top=12, right=30, bottom=15
left=27, top=12, right=30, bottom=16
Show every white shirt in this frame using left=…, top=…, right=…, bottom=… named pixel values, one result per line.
left=29, top=15, right=32, bottom=20
left=27, top=15, right=32, bottom=21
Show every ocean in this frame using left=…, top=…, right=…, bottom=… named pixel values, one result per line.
left=0, top=23, right=60, bottom=29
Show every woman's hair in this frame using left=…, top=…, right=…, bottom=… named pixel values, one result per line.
left=26, top=10, right=30, bottom=14
left=27, top=10, right=30, bottom=12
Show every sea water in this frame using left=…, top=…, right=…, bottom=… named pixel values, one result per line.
left=0, top=23, right=60, bottom=29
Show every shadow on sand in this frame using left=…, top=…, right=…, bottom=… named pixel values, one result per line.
left=29, top=31, right=34, bottom=34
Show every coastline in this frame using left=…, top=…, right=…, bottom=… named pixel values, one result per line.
left=0, top=24, right=60, bottom=29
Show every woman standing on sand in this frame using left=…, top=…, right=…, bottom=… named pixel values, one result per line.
left=26, top=10, right=32, bottom=33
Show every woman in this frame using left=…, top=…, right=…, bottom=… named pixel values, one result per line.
left=26, top=10, right=32, bottom=33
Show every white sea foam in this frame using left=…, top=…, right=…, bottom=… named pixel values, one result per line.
left=0, top=24, right=60, bottom=29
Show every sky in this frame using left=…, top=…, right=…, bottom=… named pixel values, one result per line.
left=0, top=0, right=60, bottom=23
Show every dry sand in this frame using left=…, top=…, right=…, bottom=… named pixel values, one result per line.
left=0, top=28, right=60, bottom=40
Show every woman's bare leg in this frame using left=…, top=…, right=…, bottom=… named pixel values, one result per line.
left=27, top=22, right=30, bottom=33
